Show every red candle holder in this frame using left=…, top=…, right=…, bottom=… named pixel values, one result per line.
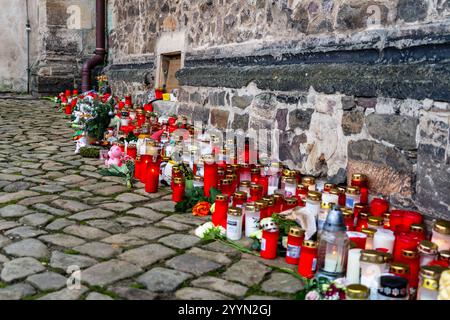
left=172, top=177, right=185, bottom=202
left=259, top=175, right=268, bottom=196
left=126, top=145, right=137, bottom=159
left=260, top=230, right=279, bottom=260
left=262, top=197, right=274, bottom=218
left=65, top=89, right=71, bottom=97
left=347, top=231, right=367, bottom=250
left=370, top=198, right=389, bottom=217
left=337, top=187, right=346, bottom=207
left=213, top=194, right=228, bottom=228
left=272, top=194, right=285, bottom=214
left=390, top=210, right=423, bottom=232
left=355, top=212, right=370, bottom=232
left=255, top=200, right=269, bottom=219
left=232, top=191, right=247, bottom=208
left=393, top=233, right=420, bottom=262
left=251, top=168, right=260, bottom=184
left=134, top=156, right=144, bottom=181
left=144, top=157, right=161, bottom=193
left=283, top=197, right=298, bottom=211
left=296, top=184, right=308, bottom=207
left=219, top=179, right=234, bottom=197
left=203, top=155, right=218, bottom=197
left=298, top=240, right=318, bottom=279
left=342, top=208, right=355, bottom=231
left=398, top=249, right=420, bottom=299
left=250, top=184, right=263, bottom=202
left=143, top=103, right=153, bottom=112
left=351, top=173, right=369, bottom=204
left=286, top=227, right=305, bottom=265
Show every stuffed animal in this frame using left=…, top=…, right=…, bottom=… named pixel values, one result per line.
left=75, top=136, right=87, bottom=154
left=105, top=145, right=123, bottom=167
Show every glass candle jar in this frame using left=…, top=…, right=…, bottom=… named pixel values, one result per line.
left=370, top=198, right=389, bottom=217
left=409, top=224, right=426, bottom=242
left=203, top=155, right=218, bottom=197
left=337, top=186, right=347, bottom=207
left=298, top=240, right=318, bottom=279
left=377, top=275, right=409, bottom=300
left=226, top=174, right=238, bottom=195
left=347, top=231, right=367, bottom=250
left=417, top=266, right=447, bottom=300
left=286, top=226, right=305, bottom=265
left=354, top=203, right=369, bottom=222
left=346, top=248, right=362, bottom=285
left=126, top=144, right=137, bottom=159
left=284, top=177, right=297, bottom=197
left=346, top=284, right=370, bottom=300
left=260, top=229, right=279, bottom=260
left=213, top=194, right=229, bottom=229
left=172, top=177, right=185, bottom=202
left=323, top=183, right=335, bottom=193
left=342, top=207, right=355, bottom=231
left=193, top=175, right=204, bottom=189
left=399, top=249, right=420, bottom=299
left=262, top=196, right=274, bottom=218
left=226, top=207, right=243, bottom=241
left=393, top=233, right=420, bottom=262
left=431, top=219, right=450, bottom=251
left=305, top=191, right=321, bottom=218
left=239, top=180, right=251, bottom=198
left=390, top=262, right=411, bottom=286
left=283, top=197, right=298, bottom=211
left=360, top=250, right=388, bottom=300
left=351, top=173, right=369, bottom=204
left=322, top=188, right=340, bottom=206
left=383, top=212, right=391, bottom=229
left=439, top=250, right=450, bottom=265
left=239, top=164, right=250, bottom=182
left=356, top=212, right=370, bottom=232
left=345, top=186, right=360, bottom=210
left=251, top=167, right=260, bottom=184
left=361, top=228, right=377, bottom=250
left=144, top=158, right=161, bottom=193
left=318, top=202, right=333, bottom=232
left=368, top=216, right=384, bottom=232
left=232, top=191, right=247, bottom=209
left=373, top=229, right=396, bottom=254
left=249, top=183, right=263, bottom=202
left=302, top=176, right=316, bottom=191
left=296, top=184, right=309, bottom=206
left=258, top=175, right=268, bottom=196
left=216, top=167, right=225, bottom=186
left=244, top=204, right=260, bottom=238
left=418, top=240, right=439, bottom=267
left=251, top=199, right=265, bottom=217
left=272, top=194, right=285, bottom=214
left=220, top=179, right=234, bottom=198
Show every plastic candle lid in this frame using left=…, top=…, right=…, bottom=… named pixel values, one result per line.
left=378, top=275, right=408, bottom=299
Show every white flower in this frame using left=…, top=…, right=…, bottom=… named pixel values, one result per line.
left=334, top=278, right=347, bottom=288
left=305, top=290, right=321, bottom=300
left=249, top=230, right=262, bottom=240
left=194, top=222, right=215, bottom=239
left=218, top=226, right=226, bottom=236
left=210, top=203, right=216, bottom=214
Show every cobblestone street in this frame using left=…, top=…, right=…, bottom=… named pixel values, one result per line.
left=0, top=99, right=303, bottom=300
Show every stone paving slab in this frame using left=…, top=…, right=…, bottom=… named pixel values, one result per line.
left=0, top=99, right=299, bottom=300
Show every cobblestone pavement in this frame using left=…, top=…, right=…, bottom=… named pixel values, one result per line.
left=0, top=99, right=303, bottom=300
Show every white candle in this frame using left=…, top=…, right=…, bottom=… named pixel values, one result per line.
left=346, top=249, right=362, bottom=284
left=373, top=229, right=395, bottom=254
left=322, top=193, right=339, bottom=205
left=324, top=253, right=340, bottom=273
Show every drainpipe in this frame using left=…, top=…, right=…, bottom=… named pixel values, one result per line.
left=81, top=0, right=106, bottom=93
left=25, top=0, right=31, bottom=94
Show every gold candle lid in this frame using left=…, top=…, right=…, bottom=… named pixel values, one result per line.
left=433, top=219, right=450, bottom=235
left=402, top=249, right=418, bottom=259
left=285, top=197, right=298, bottom=205
left=226, top=174, right=238, bottom=181
left=346, top=186, right=361, bottom=195
left=289, top=226, right=305, bottom=238
left=255, top=200, right=268, bottom=210
left=245, top=203, right=256, bottom=211
left=355, top=203, right=368, bottom=211
left=302, top=240, right=317, bottom=249
left=284, top=177, right=297, bottom=184
left=251, top=167, right=260, bottom=174
left=193, top=175, right=203, bottom=182
left=346, top=284, right=370, bottom=300
left=240, top=180, right=251, bottom=187
left=341, top=207, right=354, bottom=217
left=390, top=262, right=410, bottom=275
left=250, top=183, right=263, bottom=190
left=240, top=163, right=250, bottom=169
left=324, top=183, right=335, bottom=190
left=418, top=240, right=439, bottom=255
left=361, top=228, right=377, bottom=238
left=228, top=207, right=242, bottom=216
left=221, top=179, right=232, bottom=185
left=173, top=177, right=184, bottom=184
left=352, top=173, right=368, bottom=181
left=297, top=184, right=308, bottom=192
left=410, top=223, right=425, bottom=233
left=233, top=191, right=247, bottom=200
left=307, top=191, right=321, bottom=201
left=368, top=216, right=384, bottom=226
left=360, top=250, right=385, bottom=264
left=438, top=250, right=450, bottom=262
left=329, top=188, right=340, bottom=195
left=302, top=176, right=315, bottom=185
left=359, top=212, right=370, bottom=219
left=216, top=194, right=228, bottom=201
left=262, top=196, right=275, bottom=206
left=420, top=265, right=447, bottom=279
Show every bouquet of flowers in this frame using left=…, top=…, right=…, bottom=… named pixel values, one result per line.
left=298, top=278, right=347, bottom=300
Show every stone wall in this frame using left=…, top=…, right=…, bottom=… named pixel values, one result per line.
left=0, top=0, right=39, bottom=92
left=32, top=0, right=96, bottom=95
left=105, top=0, right=450, bottom=221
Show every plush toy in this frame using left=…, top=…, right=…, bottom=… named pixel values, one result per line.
left=75, top=136, right=87, bottom=154
left=105, top=145, right=123, bottom=167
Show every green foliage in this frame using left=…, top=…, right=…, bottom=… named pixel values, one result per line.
left=174, top=186, right=220, bottom=213
left=271, top=213, right=299, bottom=237
left=85, top=98, right=114, bottom=140
left=99, top=161, right=135, bottom=189
left=125, top=131, right=138, bottom=143
left=79, top=147, right=100, bottom=158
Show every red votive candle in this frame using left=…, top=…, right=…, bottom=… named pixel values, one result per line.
left=139, top=155, right=152, bottom=183
left=355, top=212, right=370, bottom=232
left=342, top=208, right=355, bottom=231
left=283, top=197, right=298, bottom=211
left=172, top=177, right=185, bottom=202
left=134, top=156, right=143, bottom=181
left=143, top=103, right=153, bottom=112
left=251, top=168, right=260, bottom=184
left=65, top=89, right=71, bottom=97
left=399, top=249, right=420, bottom=299
left=213, top=194, right=228, bottom=228
left=351, top=173, right=369, bottom=204
left=220, top=179, right=234, bottom=198
left=126, top=145, right=137, bottom=159
left=255, top=200, right=269, bottom=219
left=272, top=194, right=285, bottom=214
left=286, top=227, right=305, bottom=265
left=259, top=175, right=268, bottom=196
left=296, top=184, right=308, bottom=207
left=337, top=187, right=346, bottom=207
left=144, top=159, right=160, bottom=193
left=370, top=198, right=389, bottom=217
left=393, top=233, right=420, bottom=262
left=347, top=231, right=367, bottom=250
left=203, top=155, right=218, bottom=197
left=262, top=197, right=274, bottom=218
left=232, top=191, right=247, bottom=208
left=250, top=183, right=263, bottom=202
left=260, top=229, right=279, bottom=260
left=298, top=240, right=318, bottom=279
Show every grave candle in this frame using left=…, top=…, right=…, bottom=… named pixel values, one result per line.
left=144, top=158, right=160, bottom=193
left=172, top=177, right=185, bottom=202
left=249, top=183, right=263, bottom=202
left=431, top=219, right=450, bottom=251
left=203, top=154, right=218, bottom=197
left=373, top=229, right=396, bottom=254
left=213, top=194, right=228, bottom=228
left=370, top=198, right=389, bottom=217
left=285, top=227, right=305, bottom=265
left=362, top=228, right=377, bottom=250
left=298, top=240, right=318, bottom=279
left=347, top=231, right=367, bottom=250
left=418, top=240, right=439, bottom=267
left=226, top=207, right=243, bottom=241
left=399, top=249, right=420, bottom=299
left=346, top=248, right=362, bottom=284
left=244, top=203, right=260, bottom=238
